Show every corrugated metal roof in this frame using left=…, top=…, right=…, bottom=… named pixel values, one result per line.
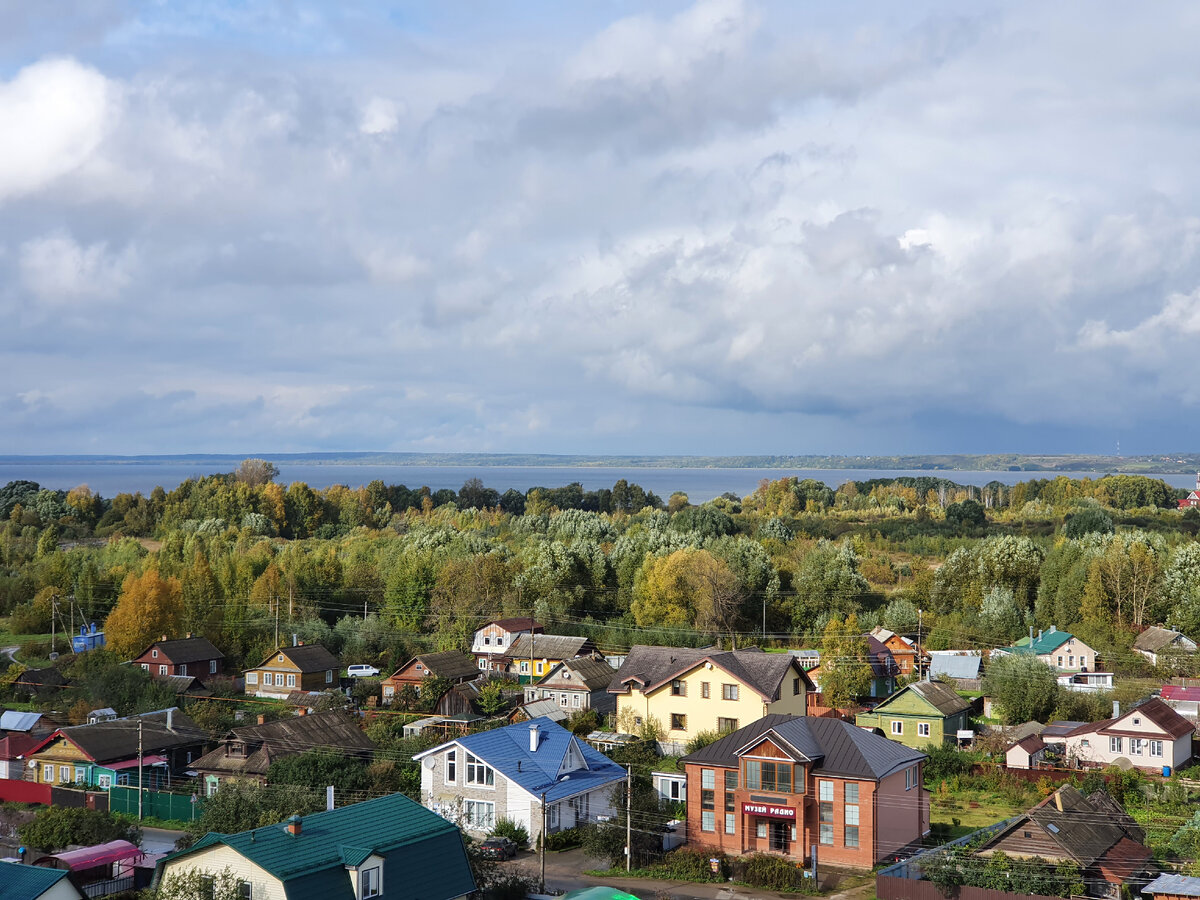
left=1143, top=874, right=1200, bottom=897
left=161, top=794, right=475, bottom=900
left=42, top=839, right=143, bottom=871
left=0, top=710, right=42, bottom=732
left=0, top=860, right=78, bottom=898
left=930, top=655, right=982, bottom=680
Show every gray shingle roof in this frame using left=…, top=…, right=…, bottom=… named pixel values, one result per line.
left=136, top=636, right=224, bottom=664
left=885, top=680, right=972, bottom=716
left=503, top=634, right=596, bottom=662
left=1133, top=626, right=1190, bottom=654
left=682, top=713, right=926, bottom=780
left=47, top=708, right=205, bottom=763
left=930, top=655, right=982, bottom=680
left=609, top=645, right=811, bottom=701
left=192, top=710, right=374, bottom=778
left=546, top=656, right=616, bottom=691
left=412, top=650, right=480, bottom=681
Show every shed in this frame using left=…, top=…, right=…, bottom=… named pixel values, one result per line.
left=1006, top=735, right=1048, bottom=770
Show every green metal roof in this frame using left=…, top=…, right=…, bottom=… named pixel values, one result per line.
left=563, top=888, right=644, bottom=900
left=0, top=860, right=78, bottom=900
left=161, top=794, right=475, bottom=900
left=1014, top=627, right=1073, bottom=655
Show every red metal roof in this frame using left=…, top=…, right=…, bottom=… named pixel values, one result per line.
left=1162, top=685, right=1200, bottom=702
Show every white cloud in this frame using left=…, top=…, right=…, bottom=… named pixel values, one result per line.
left=19, top=231, right=136, bottom=303
left=360, top=96, right=402, bottom=135
left=0, top=57, right=115, bottom=201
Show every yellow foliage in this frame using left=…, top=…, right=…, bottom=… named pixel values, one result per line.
left=104, top=569, right=184, bottom=658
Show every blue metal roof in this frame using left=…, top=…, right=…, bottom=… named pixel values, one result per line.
left=1143, top=874, right=1200, bottom=897
left=0, top=711, right=42, bottom=732
left=430, top=717, right=626, bottom=802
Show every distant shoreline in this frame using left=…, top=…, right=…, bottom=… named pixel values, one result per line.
left=1, top=451, right=1198, bottom=474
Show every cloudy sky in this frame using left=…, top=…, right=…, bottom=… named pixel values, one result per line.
left=2, top=1, right=1199, bottom=456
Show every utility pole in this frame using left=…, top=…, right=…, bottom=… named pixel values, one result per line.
left=625, top=767, right=632, bottom=873
left=539, top=791, right=547, bottom=894
left=762, top=595, right=766, bottom=644
left=917, top=608, right=923, bottom=678
left=50, top=594, right=58, bottom=656
left=137, top=718, right=144, bottom=821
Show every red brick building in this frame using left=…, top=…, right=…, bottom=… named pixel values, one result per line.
left=680, top=714, right=929, bottom=869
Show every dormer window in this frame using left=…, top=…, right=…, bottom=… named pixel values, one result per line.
left=360, top=865, right=381, bottom=898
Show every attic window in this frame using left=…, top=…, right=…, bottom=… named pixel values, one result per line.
left=1046, top=823, right=1060, bottom=834
left=277, top=654, right=284, bottom=662
left=1133, top=717, right=1141, bottom=725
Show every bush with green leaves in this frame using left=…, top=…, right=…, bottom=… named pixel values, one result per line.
left=157, top=866, right=248, bottom=900
left=733, top=853, right=816, bottom=893
left=19, top=806, right=140, bottom=852
left=490, top=817, right=529, bottom=849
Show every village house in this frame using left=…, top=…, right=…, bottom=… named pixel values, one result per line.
left=1177, top=474, right=1200, bottom=509
left=1143, top=874, right=1200, bottom=900
left=855, top=680, right=972, bottom=749
left=524, top=655, right=617, bottom=716
left=1133, top=627, right=1199, bottom=668
left=0, top=860, right=85, bottom=900
left=1006, top=734, right=1049, bottom=770
left=471, top=617, right=544, bottom=673
left=501, top=634, right=600, bottom=682
left=1003, top=627, right=1100, bottom=673
left=24, top=708, right=206, bottom=790
left=1061, top=699, right=1194, bottom=773
left=870, top=627, right=922, bottom=677
left=413, top=717, right=627, bottom=844
left=243, top=643, right=339, bottom=699
left=155, top=793, right=475, bottom=900
left=130, top=634, right=224, bottom=678
left=191, top=710, right=375, bottom=797
left=0, top=733, right=40, bottom=779
left=927, top=652, right=983, bottom=690
left=382, top=651, right=479, bottom=704
left=680, top=713, right=929, bottom=869
left=975, top=785, right=1155, bottom=899
left=609, top=645, right=814, bottom=753
left=1161, top=685, right=1200, bottom=720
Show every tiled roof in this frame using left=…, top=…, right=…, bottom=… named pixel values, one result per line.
left=416, top=717, right=626, bottom=804
left=0, top=859, right=79, bottom=899
left=162, top=794, right=474, bottom=900
left=681, top=713, right=926, bottom=780
left=608, top=645, right=811, bottom=701
left=135, top=636, right=224, bottom=664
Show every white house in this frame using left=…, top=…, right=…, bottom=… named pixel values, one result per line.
left=413, top=717, right=627, bottom=844
left=652, top=770, right=687, bottom=805
left=1062, top=699, right=1195, bottom=773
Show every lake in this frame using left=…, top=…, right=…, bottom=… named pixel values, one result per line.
left=1, top=462, right=1195, bottom=503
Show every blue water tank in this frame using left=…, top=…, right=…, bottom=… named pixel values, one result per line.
left=1163, top=765, right=1172, bottom=778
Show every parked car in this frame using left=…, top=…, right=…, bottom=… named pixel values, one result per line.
left=347, top=664, right=380, bottom=678
left=479, top=837, right=517, bottom=860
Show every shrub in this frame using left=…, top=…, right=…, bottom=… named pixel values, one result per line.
left=685, top=730, right=722, bottom=754
left=19, top=807, right=140, bottom=852
left=491, top=817, right=529, bottom=849
left=735, top=853, right=816, bottom=892
left=541, top=827, right=582, bottom=851
left=656, top=847, right=726, bottom=881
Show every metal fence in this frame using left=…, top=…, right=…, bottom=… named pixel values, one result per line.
left=83, top=875, right=134, bottom=898
left=109, top=785, right=202, bottom=822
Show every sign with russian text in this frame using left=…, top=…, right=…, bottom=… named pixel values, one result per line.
left=742, top=802, right=795, bottom=819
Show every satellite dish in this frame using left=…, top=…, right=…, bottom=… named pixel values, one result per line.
left=423, top=758, right=436, bottom=769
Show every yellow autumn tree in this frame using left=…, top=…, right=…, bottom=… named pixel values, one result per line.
left=631, top=548, right=742, bottom=636
left=104, top=570, right=185, bottom=658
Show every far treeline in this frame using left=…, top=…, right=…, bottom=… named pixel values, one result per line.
left=1, top=461, right=1199, bottom=716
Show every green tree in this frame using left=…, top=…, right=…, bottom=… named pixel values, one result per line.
left=819, top=614, right=874, bottom=709
left=158, top=867, right=249, bottom=900
left=266, top=749, right=371, bottom=795
left=579, top=775, right=664, bottom=868
left=982, top=652, right=1059, bottom=725
left=19, top=807, right=140, bottom=852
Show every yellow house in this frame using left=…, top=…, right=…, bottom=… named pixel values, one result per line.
left=243, top=644, right=339, bottom=699
left=608, top=646, right=814, bottom=752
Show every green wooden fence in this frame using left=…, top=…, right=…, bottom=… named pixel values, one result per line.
left=109, top=785, right=203, bottom=823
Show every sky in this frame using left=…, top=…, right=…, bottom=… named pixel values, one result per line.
left=2, top=1, right=1199, bottom=457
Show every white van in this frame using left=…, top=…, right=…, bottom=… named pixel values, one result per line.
left=347, top=664, right=380, bottom=678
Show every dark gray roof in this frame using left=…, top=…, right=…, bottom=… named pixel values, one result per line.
left=192, top=710, right=374, bottom=778
left=52, top=708, right=205, bottom=763
left=548, top=656, right=616, bottom=691
left=137, top=636, right=224, bottom=664
left=609, top=645, right=810, bottom=701
left=880, top=680, right=972, bottom=716
left=503, top=634, right=596, bottom=662
left=414, top=651, right=480, bottom=681
left=1042, top=720, right=1086, bottom=739
left=682, top=713, right=925, bottom=780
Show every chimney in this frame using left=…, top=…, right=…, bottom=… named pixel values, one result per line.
left=166, top=708, right=174, bottom=730
left=1113, top=700, right=1120, bottom=718
left=1038, top=629, right=1043, bottom=641
left=293, top=633, right=298, bottom=647
left=258, top=714, right=267, bottom=725
left=186, top=632, right=193, bottom=639
left=529, top=723, right=539, bottom=753
left=1054, top=790, right=1063, bottom=812
left=161, top=634, right=168, bottom=642
left=286, top=814, right=302, bottom=836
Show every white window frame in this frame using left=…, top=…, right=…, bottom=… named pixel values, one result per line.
left=360, top=864, right=382, bottom=899
left=159, top=665, right=168, bottom=675
left=97, top=773, right=112, bottom=790
left=917, top=722, right=930, bottom=738
left=891, top=720, right=904, bottom=735
left=263, top=672, right=274, bottom=686
left=465, top=800, right=495, bottom=831
left=287, top=673, right=297, bottom=688
left=722, top=683, right=739, bottom=701
left=210, top=659, right=218, bottom=674
left=1150, top=740, right=1164, bottom=758
left=326, top=669, right=334, bottom=683
left=246, top=672, right=258, bottom=684
left=1130, top=738, right=1145, bottom=755
left=152, top=649, right=159, bottom=658
left=179, top=664, right=187, bottom=676
left=465, top=752, right=495, bottom=787
left=446, top=749, right=457, bottom=785
left=1110, top=737, right=1122, bottom=753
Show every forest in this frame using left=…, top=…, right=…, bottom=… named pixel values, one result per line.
left=1, top=460, right=1199, bottom=687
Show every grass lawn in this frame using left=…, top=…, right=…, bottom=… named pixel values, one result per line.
left=928, top=785, right=1034, bottom=840
left=0, top=620, right=55, bottom=650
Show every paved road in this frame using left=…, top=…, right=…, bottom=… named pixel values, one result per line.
left=141, top=826, right=188, bottom=855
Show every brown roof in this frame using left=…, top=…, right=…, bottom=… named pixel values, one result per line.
left=191, top=710, right=374, bottom=778
left=409, top=651, right=480, bottom=682
left=1067, top=698, right=1195, bottom=741
left=1095, top=837, right=1155, bottom=883
left=0, top=733, right=39, bottom=761
left=248, top=644, right=340, bottom=674
left=609, top=645, right=813, bottom=702
left=553, top=656, right=617, bottom=691
left=484, top=618, right=544, bottom=634
left=1011, top=735, right=1046, bottom=754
